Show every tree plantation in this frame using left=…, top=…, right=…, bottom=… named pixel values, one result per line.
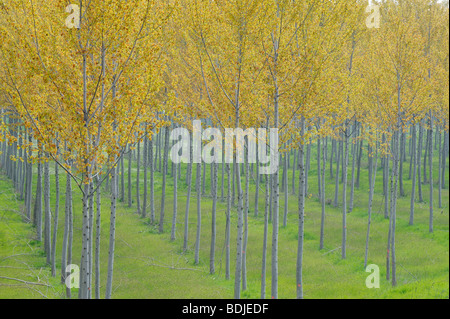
left=0, top=0, right=448, bottom=300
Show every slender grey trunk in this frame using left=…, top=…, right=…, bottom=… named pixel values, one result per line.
left=296, top=118, right=306, bottom=299
left=79, top=183, right=91, bottom=299
left=330, top=139, right=335, bottom=179
left=142, top=136, right=148, bottom=218
left=136, top=139, right=141, bottom=215
left=384, top=149, right=390, bottom=219
left=51, top=158, right=60, bottom=277
left=399, top=132, right=405, bottom=197
left=120, top=154, right=124, bottom=202
left=418, top=122, right=424, bottom=202
left=183, top=133, right=193, bottom=252
left=410, top=124, right=417, bottom=225
left=171, top=161, right=178, bottom=241
left=94, top=175, right=101, bottom=299
left=44, top=160, right=51, bottom=265
left=441, top=125, right=447, bottom=189
left=159, top=126, right=170, bottom=233
left=150, top=136, right=155, bottom=224
left=25, top=134, right=33, bottom=221
left=242, top=154, right=249, bottom=290
left=105, top=161, right=118, bottom=299
left=254, top=143, right=260, bottom=217
left=291, top=148, right=296, bottom=195
left=356, top=139, right=363, bottom=188
left=128, top=145, right=132, bottom=207
left=34, top=152, right=43, bottom=241
left=61, top=171, right=71, bottom=287
left=429, top=113, right=434, bottom=233
left=194, top=161, right=202, bottom=265
left=319, top=136, right=327, bottom=250
left=349, top=122, right=358, bottom=213
left=261, top=172, right=269, bottom=299
left=225, top=163, right=231, bottom=280
left=210, top=162, right=218, bottom=274
left=364, top=142, right=378, bottom=268
left=333, top=136, right=342, bottom=207
left=283, top=154, right=288, bottom=227
left=438, top=128, right=442, bottom=209
left=342, top=131, right=349, bottom=260
left=234, top=155, right=244, bottom=299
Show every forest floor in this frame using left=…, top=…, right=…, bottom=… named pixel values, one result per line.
left=0, top=148, right=448, bottom=299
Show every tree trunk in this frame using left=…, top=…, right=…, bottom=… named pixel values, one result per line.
left=25, top=134, right=33, bottom=222
left=333, top=136, right=342, bottom=207
left=319, top=136, right=327, bottom=251
left=234, top=154, right=244, bottom=299
left=210, top=162, right=218, bottom=274
left=51, top=158, right=60, bottom=277
left=283, top=154, right=288, bottom=227
left=34, top=152, right=43, bottom=241
left=136, top=139, right=141, bottom=215
left=429, top=114, right=434, bottom=233
left=356, top=139, right=363, bottom=189
left=349, top=124, right=357, bottom=213
left=410, top=124, right=417, bottom=225
left=195, top=161, right=202, bottom=265
left=128, top=145, right=132, bottom=207
left=254, top=143, right=260, bottom=217
left=183, top=133, right=193, bottom=252
left=79, top=183, right=91, bottom=299
left=150, top=136, right=155, bottom=224
left=159, top=127, right=170, bottom=233
left=225, top=163, right=231, bottom=280
left=171, top=161, right=178, bottom=241
left=120, top=153, right=124, bottom=202
left=261, top=173, right=269, bottom=299
left=399, top=132, right=405, bottom=197
left=418, top=122, right=424, bottom=202
left=242, top=153, right=249, bottom=290
left=296, top=118, right=306, bottom=299
left=364, top=142, right=378, bottom=268
left=105, top=163, right=118, bottom=299
left=142, top=136, right=148, bottom=218
left=61, top=171, right=71, bottom=287
left=94, top=176, right=101, bottom=299
left=44, top=160, right=51, bottom=265
left=438, top=128, right=442, bottom=209
left=342, top=131, right=349, bottom=260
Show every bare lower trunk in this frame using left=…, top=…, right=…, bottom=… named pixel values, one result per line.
left=94, top=176, right=101, bottom=299
left=234, top=157, right=244, bottom=299
left=51, top=159, right=60, bottom=277
left=296, top=118, right=306, bottom=299
left=44, top=161, right=51, bottom=265
left=225, top=163, right=231, bottom=280
left=194, top=162, right=202, bottom=265
left=261, top=173, right=269, bottom=299
left=365, top=143, right=378, bottom=268
left=342, top=132, right=349, bottom=260
left=105, top=164, right=118, bottom=299
left=319, top=136, right=327, bottom=250
left=333, top=137, right=342, bottom=207
left=418, top=122, right=424, bottom=202
left=429, top=114, right=434, bottom=233
left=210, top=162, right=218, bottom=274
left=183, top=133, right=193, bottom=252
left=159, top=127, right=170, bottom=233
left=410, top=124, right=417, bottom=225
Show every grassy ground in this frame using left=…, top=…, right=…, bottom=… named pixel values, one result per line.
left=0, top=141, right=448, bottom=299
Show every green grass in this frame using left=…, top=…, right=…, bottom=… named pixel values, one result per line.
left=0, top=141, right=448, bottom=299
